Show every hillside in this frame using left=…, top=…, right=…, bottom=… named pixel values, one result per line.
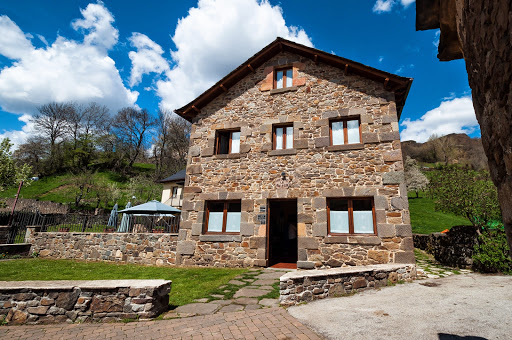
left=402, top=133, right=487, bottom=170
left=0, top=164, right=163, bottom=212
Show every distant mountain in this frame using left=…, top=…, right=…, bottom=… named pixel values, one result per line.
left=402, top=133, right=488, bottom=170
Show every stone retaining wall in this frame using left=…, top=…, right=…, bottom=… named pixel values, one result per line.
left=0, top=243, right=31, bottom=256
left=0, top=280, right=171, bottom=325
left=279, top=264, right=416, bottom=306
left=29, top=230, right=179, bottom=266
left=0, top=226, right=8, bottom=244
left=413, top=225, right=477, bottom=269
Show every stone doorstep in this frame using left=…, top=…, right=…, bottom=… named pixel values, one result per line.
left=280, top=264, right=415, bottom=282
left=0, top=280, right=171, bottom=290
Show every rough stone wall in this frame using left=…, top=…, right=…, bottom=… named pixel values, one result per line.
left=413, top=225, right=479, bottom=269
left=454, top=1, right=512, bottom=250
left=178, top=51, right=414, bottom=268
left=29, top=231, right=178, bottom=266
left=0, top=281, right=171, bottom=325
left=418, top=0, right=512, bottom=253
left=279, top=264, right=416, bottom=306
left=0, top=226, right=8, bottom=244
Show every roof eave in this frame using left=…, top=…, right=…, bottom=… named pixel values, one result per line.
left=175, top=37, right=413, bottom=122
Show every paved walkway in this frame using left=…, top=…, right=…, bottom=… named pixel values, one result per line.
left=0, top=307, right=322, bottom=340
left=414, top=249, right=472, bottom=279
left=166, top=268, right=288, bottom=318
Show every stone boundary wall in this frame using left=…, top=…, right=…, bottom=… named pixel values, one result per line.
left=0, top=226, right=8, bottom=244
left=0, top=198, right=69, bottom=214
left=0, top=243, right=31, bottom=256
left=0, top=280, right=171, bottom=325
left=279, top=264, right=416, bottom=306
left=413, top=225, right=477, bottom=269
left=28, top=230, right=179, bottom=266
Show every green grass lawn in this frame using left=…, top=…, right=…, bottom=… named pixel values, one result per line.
left=0, top=259, right=247, bottom=308
left=0, top=167, right=162, bottom=211
left=408, top=192, right=471, bottom=234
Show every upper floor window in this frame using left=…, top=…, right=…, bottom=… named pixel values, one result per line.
left=327, top=198, right=375, bottom=235
left=172, top=187, right=179, bottom=199
left=330, top=118, right=361, bottom=145
left=205, top=200, right=241, bottom=234
left=215, top=130, right=240, bottom=154
left=273, top=124, right=294, bottom=150
left=274, top=68, right=293, bottom=89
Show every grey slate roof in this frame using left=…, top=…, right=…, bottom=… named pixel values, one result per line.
left=160, top=169, right=186, bottom=183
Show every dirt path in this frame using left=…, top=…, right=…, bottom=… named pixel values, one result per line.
left=288, top=273, right=512, bottom=340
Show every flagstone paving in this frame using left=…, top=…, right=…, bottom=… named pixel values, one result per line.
left=165, top=268, right=289, bottom=319
left=414, top=248, right=472, bottom=279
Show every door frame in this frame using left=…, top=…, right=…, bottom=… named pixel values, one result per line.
left=265, top=198, right=297, bottom=266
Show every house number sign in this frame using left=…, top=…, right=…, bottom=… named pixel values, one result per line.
left=257, top=214, right=266, bottom=224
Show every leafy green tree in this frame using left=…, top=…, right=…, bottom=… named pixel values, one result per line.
left=0, top=138, right=32, bottom=192
left=428, top=165, right=501, bottom=227
left=128, top=174, right=161, bottom=204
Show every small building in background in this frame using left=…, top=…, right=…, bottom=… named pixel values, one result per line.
left=160, top=169, right=185, bottom=210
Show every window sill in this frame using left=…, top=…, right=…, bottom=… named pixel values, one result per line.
left=214, top=153, right=241, bottom=160
left=268, top=148, right=297, bottom=156
left=324, top=235, right=380, bottom=245
left=270, top=86, right=298, bottom=95
left=327, top=143, right=364, bottom=152
left=199, top=234, right=242, bottom=242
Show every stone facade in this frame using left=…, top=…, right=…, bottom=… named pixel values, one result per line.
left=176, top=46, right=414, bottom=268
left=279, top=264, right=416, bottom=306
left=29, top=230, right=178, bottom=266
left=0, top=280, right=171, bottom=325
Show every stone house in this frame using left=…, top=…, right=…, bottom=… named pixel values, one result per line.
left=160, top=169, right=185, bottom=210
left=173, top=38, right=414, bottom=269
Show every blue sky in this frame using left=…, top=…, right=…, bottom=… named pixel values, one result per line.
left=0, top=0, right=479, bottom=148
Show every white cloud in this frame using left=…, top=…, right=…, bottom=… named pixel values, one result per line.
left=378, top=56, right=384, bottom=63
left=128, top=33, right=170, bottom=87
left=433, top=30, right=440, bottom=47
left=373, top=0, right=415, bottom=13
left=400, top=96, right=479, bottom=142
left=71, top=0, right=118, bottom=52
left=0, top=16, right=34, bottom=59
left=0, top=2, right=138, bottom=147
left=155, top=0, right=313, bottom=112
left=0, top=114, right=37, bottom=150
left=373, top=0, right=395, bottom=13
left=400, top=0, right=415, bottom=7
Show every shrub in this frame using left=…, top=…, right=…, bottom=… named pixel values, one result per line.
left=472, top=229, right=512, bottom=274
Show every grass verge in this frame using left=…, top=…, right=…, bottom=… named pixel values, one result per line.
left=408, top=193, right=470, bottom=234
left=0, top=259, right=247, bottom=308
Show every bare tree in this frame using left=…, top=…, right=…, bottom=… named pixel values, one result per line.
left=153, top=113, right=190, bottom=178
left=13, top=136, right=49, bottom=176
left=112, top=107, right=157, bottom=168
left=33, top=102, right=73, bottom=151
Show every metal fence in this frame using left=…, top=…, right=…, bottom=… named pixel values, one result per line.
left=1, top=210, right=180, bottom=244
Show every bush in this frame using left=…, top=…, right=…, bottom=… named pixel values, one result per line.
left=472, top=229, right=512, bottom=274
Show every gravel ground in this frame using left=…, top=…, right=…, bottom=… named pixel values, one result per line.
left=288, top=273, right=512, bottom=340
